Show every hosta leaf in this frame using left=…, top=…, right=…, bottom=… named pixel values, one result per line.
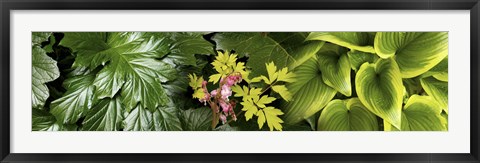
left=316, top=43, right=352, bottom=96
left=50, top=73, right=96, bottom=124
left=61, top=32, right=177, bottom=112
left=356, top=58, right=403, bottom=128
left=421, top=76, right=448, bottom=113
left=82, top=97, right=124, bottom=131
left=124, top=105, right=153, bottom=131
left=385, top=95, right=447, bottom=131
left=180, top=108, right=213, bottom=131
left=374, top=32, right=448, bottom=78
left=213, top=32, right=322, bottom=77
left=347, top=50, right=379, bottom=71
left=422, top=56, right=448, bottom=82
left=153, top=106, right=183, bottom=131
left=403, top=77, right=423, bottom=97
left=306, top=32, right=375, bottom=53
left=281, top=56, right=337, bottom=124
left=317, top=98, right=378, bottom=131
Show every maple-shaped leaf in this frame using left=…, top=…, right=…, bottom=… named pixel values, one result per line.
left=60, top=32, right=177, bottom=112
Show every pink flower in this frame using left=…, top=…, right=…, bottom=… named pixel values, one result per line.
left=219, top=114, right=227, bottom=124
left=221, top=84, right=232, bottom=100
left=220, top=100, right=231, bottom=113
left=210, top=90, right=217, bottom=97
left=225, top=74, right=242, bottom=87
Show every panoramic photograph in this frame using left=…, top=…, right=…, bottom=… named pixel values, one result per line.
left=31, top=32, right=448, bottom=131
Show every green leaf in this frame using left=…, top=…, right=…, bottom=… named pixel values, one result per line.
left=267, top=32, right=326, bottom=70
left=32, top=32, right=51, bottom=46
left=33, top=108, right=78, bottom=131
left=213, top=32, right=322, bottom=77
left=214, top=124, right=240, bottom=131
left=422, top=56, right=448, bottom=82
left=160, top=32, right=214, bottom=66
left=281, top=56, right=337, bottom=124
left=384, top=95, right=447, bottom=131
left=271, top=85, right=292, bottom=101
left=153, top=106, right=183, bottom=131
left=124, top=105, right=153, bottom=131
left=403, top=77, right=423, bottom=97
left=61, top=32, right=177, bottom=112
left=374, top=32, right=448, bottom=78
left=82, top=96, right=124, bottom=131
left=421, top=76, right=448, bottom=113
left=317, top=98, right=379, bottom=131
left=50, top=73, right=96, bottom=124
left=180, top=108, right=213, bottom=131
left=347, top=50, right=379, bottom=71
left=355, top=58, right=404, bottom=128
left=43, top=35, right=56, bottom=53
left=32, top=108, right=56, bottom=131
left=32, top=46, right=60, bottom=108
left=316, top=43, right=352, bottom=96
left=306, top=32, right=375, bottom=53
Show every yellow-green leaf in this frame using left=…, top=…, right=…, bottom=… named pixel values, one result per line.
left=421, top=76, right=448, bottom=113
left=374, top=32, right=448, bottom=78
left=355, top=58, right=404, bottom=128
left=241, top=100, right=258, bottom=121
left=254, top=95, right=276, bottom=108
left=384, top=95, right=447, bottom=131
left=272, top=85, right=292, bottom=101
left=188, top=74, right=203, bottom=89
left=262, top=107, right=284, bottom=131
left=277, top=67, right=295, bottom=83
left=316, top=43, right=352, bottom=96
left=317, top=98, right=378, bottom=131
left=281, top=56, right=337, bottom=124
left=266, top=62, right=278, bottom=83
left=306, top=32, right=375, bottom=53
left=208, top=74, right=223, bottom=84
left=347, top=50, right=379, bottom=72
left=257, top=110, right=266, bottom=129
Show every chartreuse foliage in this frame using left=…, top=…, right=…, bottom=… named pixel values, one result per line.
left=33, top=32, right=447, bottom=131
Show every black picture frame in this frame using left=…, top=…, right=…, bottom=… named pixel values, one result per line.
left=1, top=0, right=479, bottom=162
